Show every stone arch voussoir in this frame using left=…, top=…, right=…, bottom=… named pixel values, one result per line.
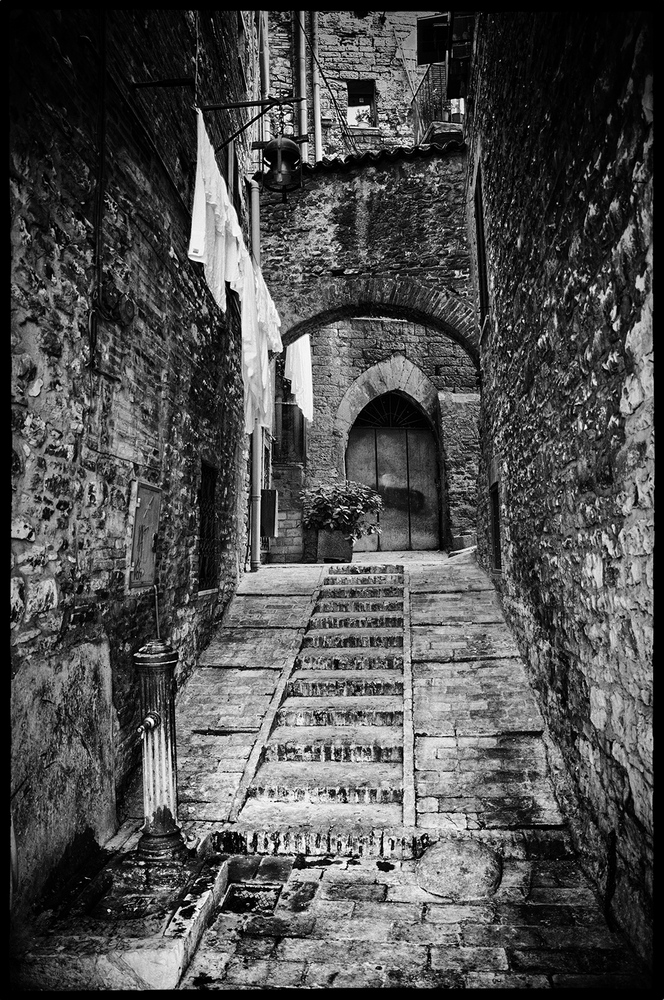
left=275, top=274, right=479, bottom=364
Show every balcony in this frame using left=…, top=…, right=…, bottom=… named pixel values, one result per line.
left=411, top=63, right=465, bottom=146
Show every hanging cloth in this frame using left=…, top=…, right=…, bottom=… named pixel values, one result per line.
left=188, top=109, right=282, bottom=432
left=285, top=334, right=314, bottom=423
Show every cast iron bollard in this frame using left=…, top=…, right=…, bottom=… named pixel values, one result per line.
left=134, top=637, right=186, bottom=859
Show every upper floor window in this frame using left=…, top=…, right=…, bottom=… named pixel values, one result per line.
left=347, top=80, right=376, bottom=127
left=416, top=13, right=449, bottom=65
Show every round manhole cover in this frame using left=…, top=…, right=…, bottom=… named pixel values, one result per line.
left=416, top=838, right=502, bottom=900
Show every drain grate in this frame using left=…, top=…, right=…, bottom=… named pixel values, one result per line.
left=221, top=882, right=282, bottom=914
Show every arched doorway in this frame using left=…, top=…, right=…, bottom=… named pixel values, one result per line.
left=346, top=391, right=440, bottom=551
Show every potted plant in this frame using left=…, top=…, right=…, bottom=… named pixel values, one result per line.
left=300, top=480, right=383, bottom=563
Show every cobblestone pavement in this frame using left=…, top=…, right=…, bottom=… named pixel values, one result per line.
left=170, top=551, right=651, bottom=990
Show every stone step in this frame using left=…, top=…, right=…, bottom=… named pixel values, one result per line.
left=263, top=725, right=403, bottom=763
left=286, top=669, right=403, bottom=698
left=246, top=762, right=403, bottom=804
left=276, top=695, right=403, bottom=727
left=309, top=612, right=404, bottom=630
left=315, top=598, right=403, bottom=614
left=301, top=628, right=404, bottom=649
left=319, top=585, right=404, bottom=599
left=295, top=651, right=404, bottom=670
left=230, top=801, right=411, bottom=857
left=325, top=564, right=403, bottom=576
left=321, top=573, right=404, bottom=587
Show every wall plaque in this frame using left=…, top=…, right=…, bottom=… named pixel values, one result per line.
left=129, top=483, right=161, bottom=589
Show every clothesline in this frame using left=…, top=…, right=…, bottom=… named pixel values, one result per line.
left=189, top=109, right=312, bottom=433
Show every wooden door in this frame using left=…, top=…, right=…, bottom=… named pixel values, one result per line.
left=346, top=396, right=439, bottom=551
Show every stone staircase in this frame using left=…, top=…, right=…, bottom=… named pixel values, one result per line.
left=227, top=564, right=417, bottom=856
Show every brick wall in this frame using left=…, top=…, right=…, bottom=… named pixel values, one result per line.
left=10, top=10, right=256, bottom=921
left=465, top=12, right=653, bottom=963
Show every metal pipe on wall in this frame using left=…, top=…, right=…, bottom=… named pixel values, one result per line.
left=296, top=11, right=309, bottom=162
left=259, top=11, right=271, bottom=121
left=311, top=12, right=322, bottom=161
left=249, top=178, right=262, bottom=572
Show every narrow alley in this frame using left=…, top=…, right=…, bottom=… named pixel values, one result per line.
left=11, top=10, right=653, bottom=992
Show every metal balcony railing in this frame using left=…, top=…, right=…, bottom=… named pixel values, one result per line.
left=411, top=62, right=466, bottom=145
left=412, top=63, right=448, bottom=143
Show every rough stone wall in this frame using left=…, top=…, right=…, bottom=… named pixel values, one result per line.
left=465, top=13, right=653, bottom=963
left=266, top=11, right=442, bottom=158
left=10, top=10, right=257, bottom=922
left=261, top=149, right=470, bottom=303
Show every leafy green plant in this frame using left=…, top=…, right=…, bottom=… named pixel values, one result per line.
left=300, top=480, right=383, bottom=541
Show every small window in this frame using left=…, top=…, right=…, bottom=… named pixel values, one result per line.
left=273, top=401, right=306, bottom=464
left=474, top=167, right=490, bottom=328
left=198, top=461, right=218, bottom=590
left=347, top=80, right=376, bottom=127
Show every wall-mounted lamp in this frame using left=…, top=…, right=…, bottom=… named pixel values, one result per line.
left=253, top=133, right=308, bottom=201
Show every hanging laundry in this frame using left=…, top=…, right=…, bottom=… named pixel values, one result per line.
left=188, top=109, right=282, bottom=432
left=285, top=334, right=314, bottom=423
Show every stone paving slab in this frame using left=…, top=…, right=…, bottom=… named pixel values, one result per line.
left=411, top=590, right=505, bottom=625
left=237, top=565, right=325, bottom=595
left=413, top=659, right=544, bottom=735
left=408, top=565, right=494, bottom=593
left=223, top=595, right=315, bottom=628
left=198, top=627, right=303, bottom=668
left=411, top=623, right=521, bottom=661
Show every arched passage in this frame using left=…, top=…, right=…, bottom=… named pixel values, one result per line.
left=269, top=300, right=480, bottom=561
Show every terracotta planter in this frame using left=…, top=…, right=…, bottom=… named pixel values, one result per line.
left=316, top=529, right=353, bottom=563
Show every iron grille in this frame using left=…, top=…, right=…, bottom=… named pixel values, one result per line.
left=354, top=392, right=429, bottom=428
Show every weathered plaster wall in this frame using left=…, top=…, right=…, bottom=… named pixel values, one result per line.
left=465, top=12, right=653, bottom=963
left=10, top=10, right=257, bottom=922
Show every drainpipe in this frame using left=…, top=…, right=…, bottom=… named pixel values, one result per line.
left=296, top=11, right=309, bottom=163
left=259, top=10, right=271, bottom=131
left=311, top=12, right=322, bottom=161
left=249, top=178, right=262, bottom=572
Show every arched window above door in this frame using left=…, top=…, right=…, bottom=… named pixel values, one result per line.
left=353, top=391, right=430, bottom=429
